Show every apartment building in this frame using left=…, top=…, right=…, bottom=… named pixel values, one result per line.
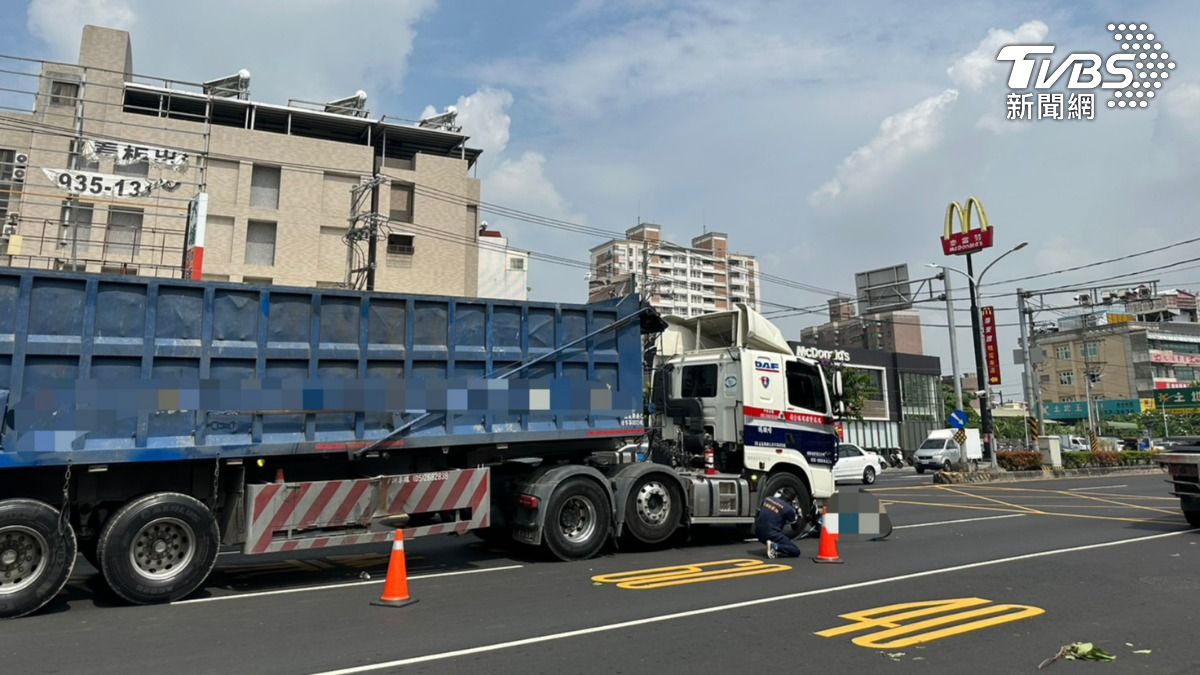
left=799, top=296, right=925, bottom=356
left=476, top=226, right=528, bottom=301
left=587, top=223, right=760, bottom=315
left=0, top=25, right=492, bottom=297
left=1035, top=318, right=1200, bottom=403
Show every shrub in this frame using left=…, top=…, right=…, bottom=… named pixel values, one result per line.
left=1062, top=451, right=1091, bottom=469
left=1093, top=450, right=1120, bottom=467
left=1117, top=450, right=1160, bottom=466
left=997, top=450, right=1043, bottom=471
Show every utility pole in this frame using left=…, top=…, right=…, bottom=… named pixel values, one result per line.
left=939, top=270, right=967, bottom=471
left=365, top=156, right=383, bottom=291
left=1017, top=288, right=1034, bottom=449
left=965, top=253, right=995, bottom=467
left=345, top=174, right=385, bottom=290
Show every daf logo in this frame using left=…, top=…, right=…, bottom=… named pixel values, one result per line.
left=754, top=359, right=780, bottom=373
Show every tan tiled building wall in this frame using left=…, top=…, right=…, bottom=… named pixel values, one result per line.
left=0, top=25, right=484, bottom=297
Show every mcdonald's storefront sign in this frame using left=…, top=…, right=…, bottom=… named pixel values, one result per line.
left=942, top=197, right=995, bottom=256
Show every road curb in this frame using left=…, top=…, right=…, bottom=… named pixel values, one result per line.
left=933, top=466, right=1166, bottom=484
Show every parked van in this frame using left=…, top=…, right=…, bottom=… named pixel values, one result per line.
left=1059, top=435, right=1089, bottom=451
left=914, top=428, right=983, bottom=473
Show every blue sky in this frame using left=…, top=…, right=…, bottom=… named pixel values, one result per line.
left=5, top=0, right=1200, bottom=398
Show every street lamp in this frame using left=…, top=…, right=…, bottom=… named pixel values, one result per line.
left=927, top=240, right=1028, bottom=470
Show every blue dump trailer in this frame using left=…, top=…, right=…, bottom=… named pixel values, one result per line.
left=0, top=268, right=839, bottom=617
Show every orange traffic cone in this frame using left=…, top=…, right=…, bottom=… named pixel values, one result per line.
left=372, top=529, right=419, bottom=608
left=813, top=507, right=843, bottom=564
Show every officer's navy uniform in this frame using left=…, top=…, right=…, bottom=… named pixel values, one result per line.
left=755, top=496, right=801, bottom=557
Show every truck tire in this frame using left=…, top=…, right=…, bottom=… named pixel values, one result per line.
left=1180, top=498, right=1200, bottom=528
left=542, top=478, right=611, bottom=561
left=0, top=499, right=77, bottom=619
left=623, top=474, right=682, bottom=546
left=97, top=493, right=219, bottom=605
left=915, top=466, right=925, bottom=474
left=760, top=473, right=812, bottom=540
left=942, top=460, right=953, bottom=473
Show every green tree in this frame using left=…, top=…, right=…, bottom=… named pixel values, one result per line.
left=942, top=383, right=979, bottom=428
left=828, top=367, right=878, bottom=422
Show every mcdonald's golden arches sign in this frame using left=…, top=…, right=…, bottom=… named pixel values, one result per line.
left=942, top=196, right=995, bottom=256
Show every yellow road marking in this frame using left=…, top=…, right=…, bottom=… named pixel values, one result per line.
left=817, top=597, right=1044, bottom=649
left=592, top=559, right=790, bottom=590
left=937, top=486, right=1043, bottom=514
left=880, top=498, right=1177, bottom=524
left=880, top=499, right=1032, bottom=514
left=960, top=485, right=1178, bottom=515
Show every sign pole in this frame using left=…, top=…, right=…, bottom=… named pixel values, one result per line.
left=966, top=253, right=995, bottom=468
left=941, top=271, right=966, bottom=471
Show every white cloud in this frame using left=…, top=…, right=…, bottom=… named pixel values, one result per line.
left=810, top=88, right=959, bottom=205
left=423, top=88, right=514, bottom=159
left=485, top=151, right=578, bottom=223
left=947, top=20, right=1049, bottom=92
left=26, top=0, right=437, bottom=105
left=27, top=0, right=137, bottom=57
left=479, top=4, right=831, bottom=115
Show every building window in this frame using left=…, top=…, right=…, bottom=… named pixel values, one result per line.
left=50, top=80, right=79, bottom=106
left=243, top=276, right=272, bottom=285
left=114, top=159, right=149, bottom=178
left=58, top=201, right=94, bottom=254
left=249, top=165, right=281, bottom=209
left=1177, top=367, right=1197, bottom=382
left=390, top=183, right=413, bottom=223
left=1058, top=371, right=1074, bottom=385
left=1082, top=341, right=1100, bottom=358
left=104, top=207, right=143, bottom=260
left=1060, top=396, right=1075, bottom=402
left=1055, top=345, right=1071, bottom=360
left=244, top=220, right=277, bottom=265
left=509, top=257, right=525, bottom=271
left=386, top=233, right=414, bottom=256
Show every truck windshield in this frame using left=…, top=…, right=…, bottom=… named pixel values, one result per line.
left=920, top=439, right=946, bottom=450
left=785, top=360, right=827, bottom=413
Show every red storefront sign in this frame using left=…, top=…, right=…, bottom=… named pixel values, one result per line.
left=982, top=306, right=1001, bottom=385
left=941, top=197, right=995, bottom=256
left=1150, top=351, right=1200, bottom=366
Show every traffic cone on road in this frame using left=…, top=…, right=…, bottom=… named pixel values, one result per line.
left=372, top=529, right=418, bottom=608
left=813, top=507, right=843, bottom=564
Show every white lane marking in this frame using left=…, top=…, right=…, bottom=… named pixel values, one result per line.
left=1067, top=485, right=1128, bottom=491
left=308, top=528, right=1196, bottom=675
left=173, top=565, right=523, bottom=605
left=894, top=514, right=1026, bottom=529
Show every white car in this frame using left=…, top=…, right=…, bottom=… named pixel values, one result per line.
left=834, top=443, right=883, bottom=485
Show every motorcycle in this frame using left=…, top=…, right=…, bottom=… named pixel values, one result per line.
left=883, top=448, right=905, bottom=469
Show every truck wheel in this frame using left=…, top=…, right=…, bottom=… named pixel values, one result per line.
left=760, top=473, right=812, bottom=540
left=942, top=460, right=953, bottom=473
left=862, top=466, right=876, bottom=485
left=623, top=475, right=682, bottom=546
left=1180, top=498, right=1200, bottom=528
left=543, top=479, right=611, bottom=561
left=915, top=466, right=925, bottom=474
left=97, top=493, right=219, bottom=605
left=0, top=499, right=77, bottom=619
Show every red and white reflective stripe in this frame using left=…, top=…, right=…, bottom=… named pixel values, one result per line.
left=392, top=538, right=405, bottom=552
left=243, top=467, right=491, bottom=555
left=742, top=406, right=828, bottom=426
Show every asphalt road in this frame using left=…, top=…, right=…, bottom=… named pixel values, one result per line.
left=4, top=470, right=1196, bottom=675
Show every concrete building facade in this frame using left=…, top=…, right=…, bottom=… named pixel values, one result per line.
left=476, top=227, right=528, bottom=301
left=800, top=303, right=925, bottom=356
left=587, top=223, right=759, bottom=315
left=0, top=25, right=495, bottom=297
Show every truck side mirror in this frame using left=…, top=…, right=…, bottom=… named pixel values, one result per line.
left=833, top=370, right=844, bottom=399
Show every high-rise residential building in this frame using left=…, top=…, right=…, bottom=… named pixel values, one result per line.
left=800, top=297, right=925, bottom=356
left=587, top=223, right=759, bottom=315
left=0, top=25, right=505, bottom=298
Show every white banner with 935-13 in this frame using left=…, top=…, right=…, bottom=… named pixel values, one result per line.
left=42, top=167, right=166, bottom=199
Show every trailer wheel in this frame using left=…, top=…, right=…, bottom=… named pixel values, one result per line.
left=97, top=493, right=219, bottom=605
left=543, top=479, right=611, bottom=561
left=760, top=473, right=812, bottom=540
left=0, top=499, right=77, bottom=619
left=1180, top=497, right=1200, bottom=528
left=623, top=475, right=682, bottom=546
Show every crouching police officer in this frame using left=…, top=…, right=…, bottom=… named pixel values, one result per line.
left=755, top=486, right=801, bottom=558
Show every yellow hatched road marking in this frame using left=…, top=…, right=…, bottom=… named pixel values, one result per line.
left=817, top=597, right=1045, bottom=649
left=592, top=559, right=790, bottom=590
left=937, top=485, right=1043, bottom=514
